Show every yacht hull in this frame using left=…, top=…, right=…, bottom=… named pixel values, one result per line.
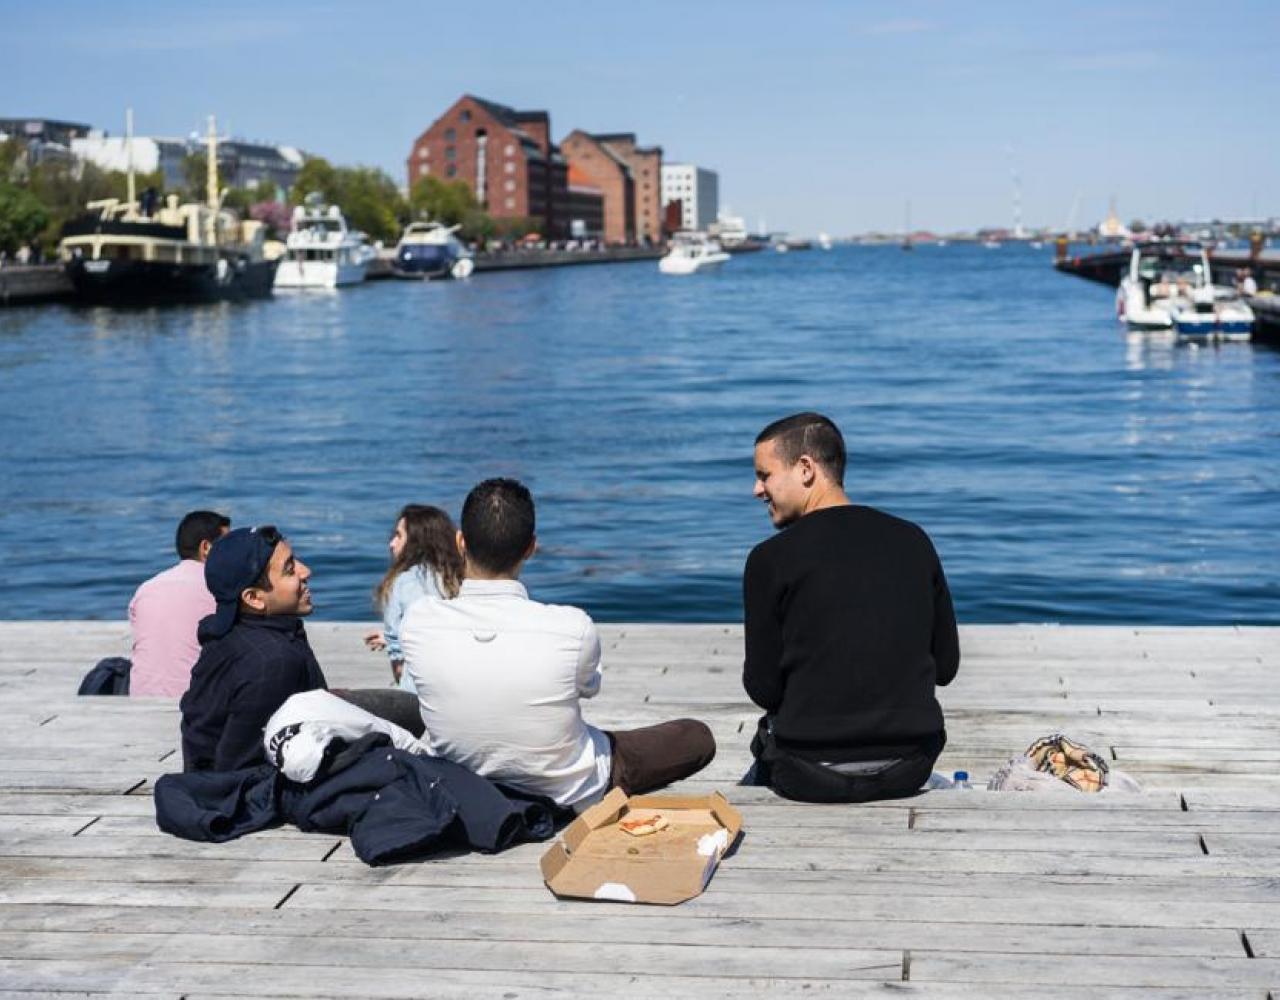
left=64, top=257, right=278, bottom=304
left=273, top=259, right=368, bottom=289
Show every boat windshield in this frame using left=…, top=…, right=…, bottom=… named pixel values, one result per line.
left=1136, top=254, right=1205, bottom=286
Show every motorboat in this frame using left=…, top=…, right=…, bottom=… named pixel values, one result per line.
left=658, top=232, right=730, bottom=275
left=392, top=220, right=475, bottom=279
left=273, top=196, right=369, bottom=288
left=58, top=116, right=277, bottom=304
left=1116, top=241, right=1253, bottom=340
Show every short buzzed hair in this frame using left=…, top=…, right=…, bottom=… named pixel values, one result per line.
left=755, top=412, right=846, bottom=486
left=461, top=478, right=536, bottom=575
left=175, top=510, right=231, bottom=560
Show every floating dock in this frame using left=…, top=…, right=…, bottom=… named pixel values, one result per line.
left=1, top=622, right=1277, bottom=996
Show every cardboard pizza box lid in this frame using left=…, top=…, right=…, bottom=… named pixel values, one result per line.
left=540, top=788, right=743, bottom=905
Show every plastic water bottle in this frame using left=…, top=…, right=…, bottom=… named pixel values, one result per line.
left=952, top=770, right=972, bottom=790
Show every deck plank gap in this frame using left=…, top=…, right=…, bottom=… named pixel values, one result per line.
left=71, top=816, right=100, bottom=837
left=901, top=949, right=912, bottom=981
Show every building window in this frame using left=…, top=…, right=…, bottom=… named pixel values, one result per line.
left=505, top=197, right=515, bottom=209
left=447, top=164, right=457, bottom=178
left=505, top=144, right=515, bottom=156
left=505, top=179, right=515, bottom=192
left=418, top=147, right=428, bottom=159
left=504, top=162, right=515, bottom=174
left=419, top=164, right=430, bottom=176
left=445, top=127, right=456, bottom=141
left=460, top=110, right=471, bottom=123
left=445, top=146, right=456, bottom=160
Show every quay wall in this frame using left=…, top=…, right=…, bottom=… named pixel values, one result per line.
left=473, top=246, right=662, bottom=272
left=0, top=264, right=72, bottom=306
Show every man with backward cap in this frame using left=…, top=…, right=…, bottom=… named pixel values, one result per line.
left=180, top=525, right=328, bottom=772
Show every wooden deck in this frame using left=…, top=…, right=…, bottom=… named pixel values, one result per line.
left=1, top=622, right=1277, bottom=998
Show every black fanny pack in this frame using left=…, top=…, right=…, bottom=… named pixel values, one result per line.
left=751, top=717, right=941, bottom=804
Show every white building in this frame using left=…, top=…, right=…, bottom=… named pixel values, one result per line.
left=71, top=136, right=190, bottom=189
left=72, top=135, right=304, bottom=194
left=661, top=164, right=719, bottom=232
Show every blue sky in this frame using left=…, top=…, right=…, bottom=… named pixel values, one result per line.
left=4, top=1, right=1276, bottom=235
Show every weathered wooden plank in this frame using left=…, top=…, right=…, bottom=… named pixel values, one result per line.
left=0, top=905, right=1245, bottom=958
left=0, top=960, right=882, bottom=998
left=908, top=953, right=1280, bottom=989
left=0, top=933, right=905, bottom=982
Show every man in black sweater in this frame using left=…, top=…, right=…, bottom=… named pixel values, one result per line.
left=743, top=412, right=960, bottom=802
left=180, top=526, right=327, bottom=772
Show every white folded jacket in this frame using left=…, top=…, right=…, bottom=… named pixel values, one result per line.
left=264, top=690, right=432, bottom=783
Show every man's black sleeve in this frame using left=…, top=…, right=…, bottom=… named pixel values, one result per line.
left=931, top=550, right=960, bottom=687
left=213, top=659, right=312, bottom=772
left=743, top=545, right=785, bottom=711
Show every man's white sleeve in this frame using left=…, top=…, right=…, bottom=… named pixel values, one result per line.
left=576, top=616, right=603, bottom=699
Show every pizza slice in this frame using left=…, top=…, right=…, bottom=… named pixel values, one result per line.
left=619, top=813, right=670, bottom=837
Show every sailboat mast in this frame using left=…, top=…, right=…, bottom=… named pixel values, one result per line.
left=125, top=108, right=136, bottom=208
left=205, top=115, right=219, bottom=245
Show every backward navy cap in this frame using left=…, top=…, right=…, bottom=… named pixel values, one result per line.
left=198, top=525, right=282, bottom=642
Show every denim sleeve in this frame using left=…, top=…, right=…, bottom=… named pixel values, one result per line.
left=383, top=583, right=407, bottom=661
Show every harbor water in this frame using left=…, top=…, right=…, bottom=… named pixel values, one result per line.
left=1, top=244, right=1276, bottom=624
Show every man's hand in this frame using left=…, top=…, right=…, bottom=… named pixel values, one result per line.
left=364, top=629, right=386, bottom=652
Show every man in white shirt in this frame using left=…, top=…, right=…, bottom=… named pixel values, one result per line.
left=400, top=478, right=715, bottom=810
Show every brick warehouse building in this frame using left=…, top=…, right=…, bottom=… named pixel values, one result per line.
left=407, top=95, right=569, bottom=238
left=591, top=133, right=663, bottom=244
left=559, top=131, right=634, bottom=245
left=566, top=165, right=604, bottom=240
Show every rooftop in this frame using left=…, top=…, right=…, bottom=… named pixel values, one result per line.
left=2, top=621, right=1277, bottom=996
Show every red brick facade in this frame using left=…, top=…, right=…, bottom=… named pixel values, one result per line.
left=560, top=131, right=634, bottom=245
left=594, top=134, right=663, bottom=244
left=406, top=95, right=569, bottom=238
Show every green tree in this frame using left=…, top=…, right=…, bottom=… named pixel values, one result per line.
left=289, top=157, right=339, bottom=206
left=181, top=152, right=209, bottom=201
left=289, top=158, right=406, bottom=243
left=0, top=182, right=51, bottom=253
left=336, top=166, right=406, bottom=243
left=408, top=176, right=478, bottom=226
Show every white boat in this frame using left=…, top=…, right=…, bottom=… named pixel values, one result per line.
left=393, top=220, right=474, bottom=279
left=710, top=212, right=749, bottom=248
left=273, top=197, right=369, bottom=288
left=658, top=232, right=730, bottom=275
left=1116, top=241, right=1253, bottom=341
left=817, top=232, right=833, bottom=250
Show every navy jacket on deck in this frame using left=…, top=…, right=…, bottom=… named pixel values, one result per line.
left=154, top=734, right=555, bottom=864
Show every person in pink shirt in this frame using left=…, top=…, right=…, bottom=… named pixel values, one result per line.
left=128, top=511, right=231, bottom=697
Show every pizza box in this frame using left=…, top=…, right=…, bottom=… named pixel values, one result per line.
left=539, top=787, right=742, bottom=905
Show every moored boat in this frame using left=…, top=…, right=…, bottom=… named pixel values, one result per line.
left=392, top=220, right=474, bottom=279
left=1117, top=241, right=1253, bottom=341
left=57, top=115, right=276, bottom=304
left=273, top=197, right=370, bottom=289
